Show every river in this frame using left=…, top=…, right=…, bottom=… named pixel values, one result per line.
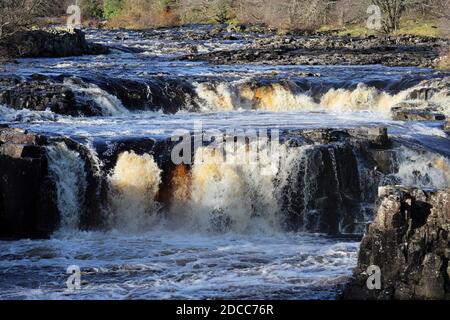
left=0, top=27, right=449, bottom=300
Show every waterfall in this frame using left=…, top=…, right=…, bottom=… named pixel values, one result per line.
left=161, top=142, right=318, bottom=234
left=45, top=136, right=449, bottom=236
left=0, top=104, right=57, bottom=122
left=394, top=146, right=450, bottom=189
left=194, top=80, right=317, bottom=112
left=275, top=144, right=315, bottom=231
left=186, top=144, right=281, bottom=233
left=320, top=83, right=406, bottom=113
left=108, top=151, right=162, bottom=232
left=46, top=142, right=87, bottom=231
left=64, top=79, right=129, bottom=116
left=192, top=80, right=450, bottom=115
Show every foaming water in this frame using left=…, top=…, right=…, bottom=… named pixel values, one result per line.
left=185, top=145, right=284, bottom=233
left=1, top=28, right=449, bottom=300
left=64, top=79, right=129, bottom=116
left=47, top=143, right=87, bottom=231
left=195, top=80, right=450, bottom=114
left=108, top=151, right=162, bottom=232
left=320, top=83, right=406, bottom=113
left=0, top=230, right=359, bottom=300
left=195, top=81, right=317, bottom=112
left=395, top=146, right=450, bottom=189
left=0, top=104, right=58, bottom=122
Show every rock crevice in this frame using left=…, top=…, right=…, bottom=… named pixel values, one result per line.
left=342, top=186, right=450, bottom=300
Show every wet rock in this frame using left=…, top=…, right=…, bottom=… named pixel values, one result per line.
left=342, top=186, right=450, bottom=300
left=280, top=127, right=392, bottom=234
left=184, top=34, right=447, bottom=68
left=0, top=127, right=59, bottom=239
left=301, top=127, right=390, bottom=149
left=0, top=76, right=101, bottom=116
left=0, top=74, right=199, bottom=116
left=369, top=150, right=398, bottom=174
left=443, top=120, right=450, bottom=133
left=0, top=29, right=109, bottom=58
left=392, top=108, right=446, bottom=121
left=226, top=24, right=244, bottom=33
left=281, top=143, right=363, bottom=234
left=404, top=77, right=450, bottom=101
left=91, top=76, right=199, bottom=113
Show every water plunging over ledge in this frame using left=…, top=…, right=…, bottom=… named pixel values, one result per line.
left=0, top=28, right=449, bottom=300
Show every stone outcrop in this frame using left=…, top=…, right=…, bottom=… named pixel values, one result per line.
left=342, top=186, right=450, bottom=300
left=1, top=29, right=109, bottom=58
left=0, top=75, right=102, bottom=116
left=0, top=74, right=199, bottom=116
left=0, top=127, right=58, bottom=239
left=183, top=34, right=448, bottom=68
left=390, top=77, right=450, bottom=122
left=392, top=107, right=446, bottom=121
left=404, top=77, right=450, bottom=101
left=279, top=127, right=393, bottom=234
left=444, top=120, right=450, bottom=133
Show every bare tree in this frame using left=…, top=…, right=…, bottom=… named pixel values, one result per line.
left=371, top=0, right=407, bottom=32
left=423, top=0, right=450, bottom=37
left=0, top=0, right=50, bottom=39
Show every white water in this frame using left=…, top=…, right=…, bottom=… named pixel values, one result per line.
left=0, top=29, right=449, bottom=300
left=108, top=151, right=162, bottom=232
left=0, top=231, right=359, bottom=300
left=64, top=79, right=129, bottom=116
left=184, top=144, right=286, bottom=233
left=194, top=79, right=450, bottom=115
left=46, top=142, right=87, bottom=232
left=395, top=146, right=450, bottom=189
left=0, top=104, right=58, bottom=122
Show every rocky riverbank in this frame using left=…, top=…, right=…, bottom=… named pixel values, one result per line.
left=0, top=25, right=448, bottom=69
left=342, top=186, right=450, bottom=300
left=178, top=27, right=449, bottom=68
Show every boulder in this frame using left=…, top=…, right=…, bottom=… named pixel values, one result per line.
left=0, top=127, right=59, bottom=239
left=1, top=29, right=109, bottom=58
left=443, top=120, right=450, bottom=133
left=0, top=75, right=101, bottom=116
left=342, top=186, right=450, bottom=299
left=392, top=108, right=446, bottom=121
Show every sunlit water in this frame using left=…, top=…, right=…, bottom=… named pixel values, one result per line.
left=0, top=231, right=359, bottom=300
left=0, top=28, right=449, bottom=300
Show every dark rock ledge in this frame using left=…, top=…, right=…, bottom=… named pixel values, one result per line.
left=0, top=29, right=109, bottom=59
left=183, top=34, right=449, bottom=68
left=342, top=186, right=450, bottom=300
left=0, top=127, right=58, bottom=239
left=0, top=125, right=393, bottom=239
